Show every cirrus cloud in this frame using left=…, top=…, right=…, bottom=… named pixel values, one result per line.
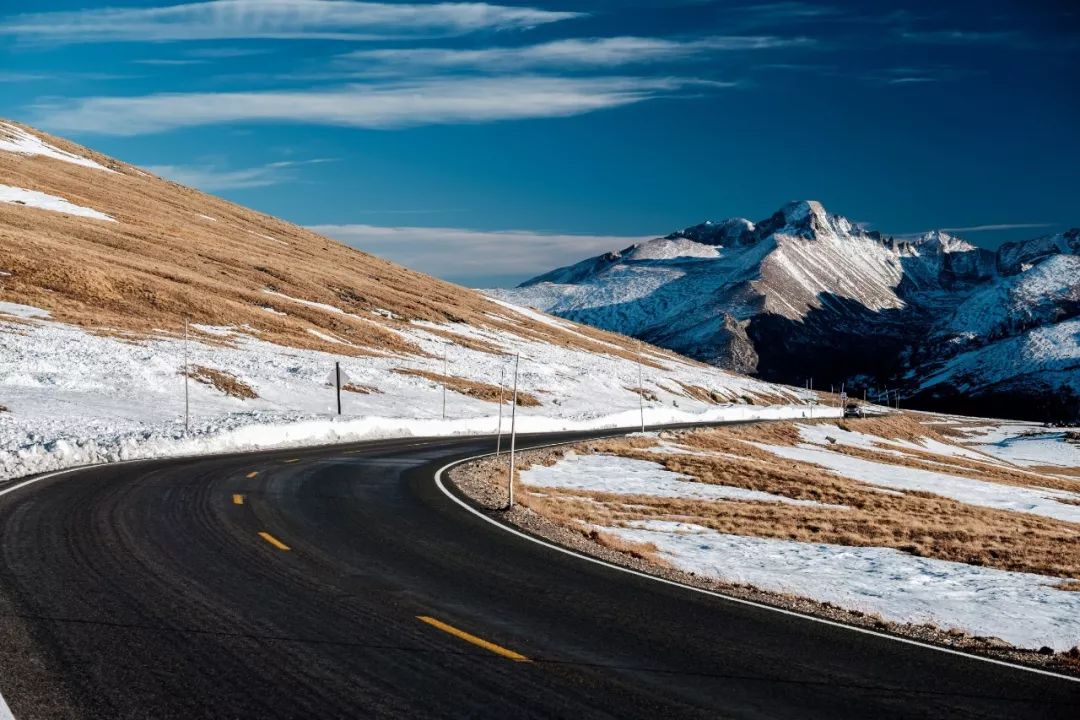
left=0, top=0, right=581, bottom=44
left=337, top=35, right=813, bottom=72
left=33, top=75, right=733, bottom=136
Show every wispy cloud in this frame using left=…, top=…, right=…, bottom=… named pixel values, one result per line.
left=146, top=157, right=336, bottom=190
left=900, top=30, right=1019, bottom=46
left=33, top=76, right=729, bottom=136
left=731, top=2, right=839, bottom=27
left=0, top=0, right=581, bottom=44
left=310, top=223, right=654, bottom=282
left=0, top=72, right=51, bottom=83
left=895, top=222, right=1057, bottom=239
left=185, top=47, right=271, bottom=59
left=134, top=59, right=210, bottom=66
left=936, top=223, right=1056, bottom=233
left=338, top=35, right=812, bottom=73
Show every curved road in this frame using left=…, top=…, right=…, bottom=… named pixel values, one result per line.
left=0, top=429, right=1076, bottom=719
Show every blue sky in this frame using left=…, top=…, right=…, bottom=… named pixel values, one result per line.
left=1, top=0, right=1077, bottom=286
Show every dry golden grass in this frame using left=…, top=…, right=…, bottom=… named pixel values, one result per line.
left=342, top=383, right=381, bottom=394
left=504, top=425, right=1080, bottom=581
left=676, top=382, right=729, bottom=404
left=393, top=368, right=541, bottom=406
left=1032, top=466, right=1080, bottom=478
left=586, top=529, right=670, bottom=567
left=825, top=442, right=1080, bottom=493
left=709, top=415, right=1080, bottom=493
left=2, top=119, right=777, bottom=394
left=624, top=386, right=659, bottom=402
left=184, top=365, right=257, bottom=400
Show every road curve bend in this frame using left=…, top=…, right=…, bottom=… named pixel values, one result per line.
left=0, top=428, right=1076, bottom=719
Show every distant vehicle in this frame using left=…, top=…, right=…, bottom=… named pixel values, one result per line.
left=844, top=403, right=865, bottom=418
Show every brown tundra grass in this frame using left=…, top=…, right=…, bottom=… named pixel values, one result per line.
left=474, top=419, right=1080, bottom=582
left=342, top=383, right=381, bottom=394
left=184, top=365, right=258, bottom=400
left=393, top=368, right=541, bottom=406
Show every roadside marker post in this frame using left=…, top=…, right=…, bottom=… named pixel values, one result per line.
left=637, top=358, right=645, bottom=433
left=442, top=346, right=448, bottom=420
left=495, top=362, right=506, bottom=457
left=507, top=353, right=520, bottom=509
left=183, top=318, right=190, bottom=434
left=335, top=361, right=342, bottom=416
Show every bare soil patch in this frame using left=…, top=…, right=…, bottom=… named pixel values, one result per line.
left=342, top=383, right=381, bottom=394
left=184, top=365, right=257, bottom=400
left=393, top=368, right=541, bottom=406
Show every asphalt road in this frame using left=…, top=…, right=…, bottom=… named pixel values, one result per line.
left=0, top=428, right=1076, bottom=719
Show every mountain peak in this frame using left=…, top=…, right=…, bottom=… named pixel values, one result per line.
left=780, top=200, right=828, bottom=227
left=913, top=230, right=976, bottom=254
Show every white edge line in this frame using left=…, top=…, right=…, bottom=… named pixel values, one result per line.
left=0, top=687, right=12, bottom=720
left=433, top=442, right=1080, bottom=685
left=0, top=456, right=214, bottom=720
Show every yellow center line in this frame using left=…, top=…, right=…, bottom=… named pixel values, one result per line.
left=246, top=471, right=259, bottom=478
left=258, top=531, right=291, bottom=551
left=416, top=615, right=531, bottom=663
left=232, top=494, right=245, bottom=505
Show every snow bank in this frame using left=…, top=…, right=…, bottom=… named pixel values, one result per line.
left=0, top=184, right=115, bottom=222
left=520, top=453, right=839, bottom=508
left=0, top=404, right=829, bottom=483
left=607, top=520, right=1080, bottom=651
left=0, top=309, right=837, bottom=482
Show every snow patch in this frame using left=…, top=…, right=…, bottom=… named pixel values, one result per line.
left=754, top=442, right=1080, bottom=523
left=0, top=184, right=115, bottom=222
left=520, top=453, right=840, bottom=508
left=607, top=520, right=1080, bottom=651
left=0, top=122, right=114, bottom=173
left=0, top=302, right=50, bottom=319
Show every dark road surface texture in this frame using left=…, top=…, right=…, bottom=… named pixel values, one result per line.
left=0, top=429, right=1076, bottom=719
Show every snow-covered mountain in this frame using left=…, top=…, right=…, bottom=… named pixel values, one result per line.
left=492, top=201, right=1080, bottom=422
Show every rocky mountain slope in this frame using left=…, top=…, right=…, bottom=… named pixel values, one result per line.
left=493, top=201, right=1080, bottom=422
left=0, top=119, right=828, bottom=480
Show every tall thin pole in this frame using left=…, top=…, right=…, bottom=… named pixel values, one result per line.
left=441, top=346, right=447, bottom=420
left=183, top=318, right=190, bottom=434
left=496, top=363, right=506, bottom=457
left=507, top=353, right=520, bottom=509
left=335, top=361, right=342, bottom=416
left=638, top=358, right=645, bottom=433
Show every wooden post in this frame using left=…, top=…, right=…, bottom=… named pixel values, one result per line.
left=335, top=361, right=342, bottom=416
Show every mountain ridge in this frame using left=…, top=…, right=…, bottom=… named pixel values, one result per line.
left=497, top=201, right=1079, bottom=422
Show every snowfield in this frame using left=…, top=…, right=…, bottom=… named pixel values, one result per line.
left=0, top=302, right=837, bottom=482
left=520, top=452, right=841, bottom=508
left=606, top=520, right=1080, bottom=651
